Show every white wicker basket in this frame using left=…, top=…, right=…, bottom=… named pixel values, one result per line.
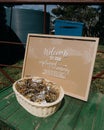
left=13, top=77, right=64, bottom=117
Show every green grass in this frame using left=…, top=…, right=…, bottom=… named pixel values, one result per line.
left=0, top=45, right=104, bottom=94
left=0, top=60, right=23, bottom=89
left=91, top=45, right=104, bottom=93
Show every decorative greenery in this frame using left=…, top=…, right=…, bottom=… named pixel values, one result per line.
left=51, top=5, right=104, bottom=44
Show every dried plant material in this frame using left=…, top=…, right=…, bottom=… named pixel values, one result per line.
left=15, top=77, right=59, bottom=104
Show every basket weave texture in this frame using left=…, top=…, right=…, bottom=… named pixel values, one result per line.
left=13, top=77, right=64, bottom=117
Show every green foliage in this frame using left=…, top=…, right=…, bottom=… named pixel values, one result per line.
left=0, top=60, right=23, bottom=89
left=52, top=5, right=104, bottom=44
left=95, top=5, right=104, bottom=44
left=52, top=5, right=97, bottom=23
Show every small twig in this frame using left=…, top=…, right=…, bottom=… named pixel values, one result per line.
left=0, top=64, right=22, bottom=69
left=0, top=67, right=15, bottom=83
left=0, top=40, right=26, bottom=45
left=92, top=70, right=104, bottom=80
left=0, top=82, right=9, bottom=86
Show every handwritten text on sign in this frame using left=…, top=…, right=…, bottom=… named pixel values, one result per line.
left=39, top=47, right=70, bottom=79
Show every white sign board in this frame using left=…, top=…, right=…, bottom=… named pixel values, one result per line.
left=22, top=34, right=99, bottom=101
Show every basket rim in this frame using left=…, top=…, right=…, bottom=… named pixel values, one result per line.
left=13, top=77, right=64, bottom=107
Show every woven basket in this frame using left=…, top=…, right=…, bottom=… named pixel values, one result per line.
left=13, top=77, right=64, bottom=117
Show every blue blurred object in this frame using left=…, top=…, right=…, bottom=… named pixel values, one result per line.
left=55, top=19, right=84, bottom=36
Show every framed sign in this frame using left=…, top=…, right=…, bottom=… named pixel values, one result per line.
left=22, top=34, right=99, bottom=101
